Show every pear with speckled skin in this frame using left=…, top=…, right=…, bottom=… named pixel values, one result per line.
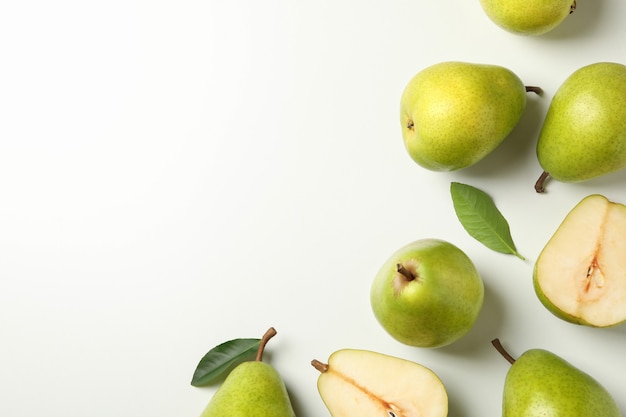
left=492, top=339, right=621, bottom=417
left=535, top=62, right=626, bottom=193
left=400, top=61, right=540, bottom=171
left=479, top=0, right=576, bottom=35
left=370, top=239, right=484, bottom=348
left=199, top=328, right=296, bottom=417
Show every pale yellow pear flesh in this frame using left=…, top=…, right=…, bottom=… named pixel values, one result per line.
left=534, top=194, right=626, bottom=327
left=312, top=349, right=448, bottom=417
left=479, top=0, right=575, bottom=35
left=200, top=361, right=296, bottom=417
left=400, top=61, right=528, bottom=171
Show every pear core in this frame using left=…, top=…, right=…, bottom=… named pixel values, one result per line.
left=534, top=194, right=626, bottom=327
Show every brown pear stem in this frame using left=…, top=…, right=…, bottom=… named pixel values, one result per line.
left=534, top=171, right=550, bottom=193
left=397, top=263, right=416, bottom=281
left=256, top=327, right=277, bottom=362
left=525, top=86, right=543, bottom=95
left=491, top=338, right=517, bottom=365
left=311, top=359, right=329, bottom=373
left=570, top=0, right=576, bottom=14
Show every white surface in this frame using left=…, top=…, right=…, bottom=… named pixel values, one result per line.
left=1, top=1, right=625, bottom=416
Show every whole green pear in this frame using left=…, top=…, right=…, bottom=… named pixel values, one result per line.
left=370, top=239, right=484, bottom=348
left=199, top=328, right=296, bottom=417
left=479, top=0, right=576, bottom=35
left=492, top=339, right=621, bottom=417
left=535, top=62, right=626, bottom=193
left=400, top=61, right=540, bottom=171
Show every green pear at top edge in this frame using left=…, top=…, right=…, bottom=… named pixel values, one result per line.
left=370, top=238, right=484, bottom=348
left=534, top=194, right=626, bottom=327
left=479, top=0, right=576, bottom=35
left=492, top=340, right=621, bottom=417
left=400, top=61, right=541, bottom=171
left=535, top=62, right=626, bottom=193
left=199, top=328, right=296, bottom=417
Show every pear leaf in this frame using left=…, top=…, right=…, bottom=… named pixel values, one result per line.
left=190, top=338, right=260, bottom=386
left=450, top=182, right=525, bottom=260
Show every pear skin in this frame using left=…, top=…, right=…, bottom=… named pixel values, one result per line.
left=493, top=340, right=621, bottom=417
left=479, top=0, right=575, bottom=35
left=370, top=239, right=484, bottom=348
left=199, top=328, right=296, bottom=417
left=535, top=62, right=626, bottom=192
left=400, top=62, right=538, bottom=171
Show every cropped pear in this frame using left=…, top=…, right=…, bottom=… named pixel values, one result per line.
left=493, top=339, right=621, bottom=417
left=199, top=328, right=296, bottom=417
left=535, top=62, right=626, bottom=193
left=479, top=0, right=575, bottom=35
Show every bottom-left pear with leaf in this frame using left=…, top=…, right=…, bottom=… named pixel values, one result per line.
left=195, top=327, right=296, bottom=417
left=311, top=349, right=448, bottom=417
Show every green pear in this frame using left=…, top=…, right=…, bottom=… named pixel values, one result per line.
left=533, top=194, right=626, bottom=327
left=199, top=328, right=296, bottom=417
left=479, top=0, right=576, bottom=35
left=370, top=238, right=484, bottom=348
left=311, top=349, right=448, bottom=417
left=535, top=62, right=626, bottom=193
left=492, top=339, right=621, bottom=417
left=400, top=61, right=541, bottom=171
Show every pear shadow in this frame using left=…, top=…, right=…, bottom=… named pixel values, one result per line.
left=535, top=0, right=608, bottom=40
left=582, top=319, right=626, bottom=338
left=286, top=386, right=310, bottom=417
left=459, top=91, right=546, bottom=179
left=446, top=392, right=473, bottom=417
left=537, top=167, right=626, bottom=195
left=604, top=322, right=626, bottom=336
left=437, top=279, right=507, bottom=356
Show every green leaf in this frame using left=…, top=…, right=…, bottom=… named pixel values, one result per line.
left=450, top=182, right=525, bottom=260
left=190, top=338, right=260, bottom=386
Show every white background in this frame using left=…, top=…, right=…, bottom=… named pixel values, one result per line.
left=1, top=1, right=625, bottom=416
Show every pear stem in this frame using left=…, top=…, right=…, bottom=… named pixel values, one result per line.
left=491, top=338, right=517, bottom=365
left=525, top=86, right=543, bottom=95
left=311, top=359, right=329, bottom=373
left=256, top=327, right=277, bottom=362
left=534, top=171, right=550, bottom=193
left=397, top=263, right=416, bottom=281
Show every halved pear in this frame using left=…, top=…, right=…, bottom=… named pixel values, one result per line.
left=311, top=349, right=448, bottom=417
left=534, top=194, right=626, bottom=327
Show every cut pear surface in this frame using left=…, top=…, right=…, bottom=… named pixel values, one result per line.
left=534, top=194, right=626, bottom=327
left=311, top=349, right=448, bottom=417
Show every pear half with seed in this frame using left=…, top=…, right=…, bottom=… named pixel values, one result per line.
left=534, top=194, right=626, bottom=327
left=311, top=349, right=448, bottom=417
